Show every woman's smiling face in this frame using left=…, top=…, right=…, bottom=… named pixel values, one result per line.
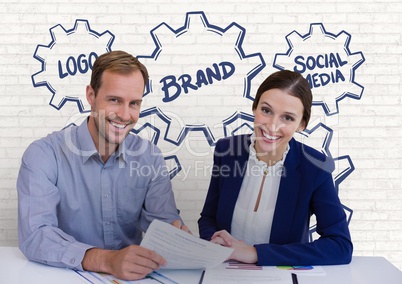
left=253, top=88, right=305, bottom=163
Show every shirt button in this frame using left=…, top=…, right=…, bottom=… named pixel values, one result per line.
left=70, top=258, right=75, bottom=264
left=104, top=194, right=109, bottom=198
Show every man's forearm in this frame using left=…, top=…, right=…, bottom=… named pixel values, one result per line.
left=82, top=247, right=114, bottom=274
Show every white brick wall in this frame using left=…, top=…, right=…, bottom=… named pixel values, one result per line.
left=1, top=0, right=401, bottom=271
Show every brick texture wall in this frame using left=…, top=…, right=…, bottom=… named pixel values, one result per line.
left=0, top=0, right=401, bottom=270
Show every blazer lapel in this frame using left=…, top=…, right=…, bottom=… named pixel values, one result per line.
left=269, top=139, right=302, bottom=244
left=220, top=135, right=251, bottom=231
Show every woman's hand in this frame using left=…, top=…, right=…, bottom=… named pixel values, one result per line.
left=171, top=219, right=192, bottom=234
left=211, top=230, right=258, bottom=264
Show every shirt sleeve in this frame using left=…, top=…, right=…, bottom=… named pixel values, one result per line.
left=139, top=144, right=182, bottom=231
left=17, top=141, right=94, bottom=270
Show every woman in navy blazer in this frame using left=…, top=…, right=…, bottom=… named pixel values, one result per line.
left=198, top=70, right=352, bottom=266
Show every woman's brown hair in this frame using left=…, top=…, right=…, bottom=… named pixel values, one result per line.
left=252, top=70, right=312, bottom=129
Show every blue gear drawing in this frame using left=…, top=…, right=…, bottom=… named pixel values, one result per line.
left=135, top=11, right=265, bottom=146
left=31, top=19, right=115, bottom=113
left=130, top=120, right=181, bottom=179
left=299, top=122, right=354, bottom=239
left=274, top=23, right=365, bottom=116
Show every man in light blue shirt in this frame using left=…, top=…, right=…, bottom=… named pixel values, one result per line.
left=17, top=50, right=187, bottom=281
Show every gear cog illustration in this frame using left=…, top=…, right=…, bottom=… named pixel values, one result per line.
left=297, top=122, right=354, bottom=239
left=131, top=122, right=182, bottom=179
left=31, top=19, right=115, bottom=113
left=135, top=11, right=265, bottom=146
left=274, top=23, right=365, bottom=116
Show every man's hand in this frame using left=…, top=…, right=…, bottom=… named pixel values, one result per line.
left=211, top=230, right=258, bottom=264
left=82, top=245, right=166, bottom=281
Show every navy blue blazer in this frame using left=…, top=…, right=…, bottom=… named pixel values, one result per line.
left=198, top=134, right=352, bottom=266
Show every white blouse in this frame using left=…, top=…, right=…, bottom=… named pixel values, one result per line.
left=231, top=133, right=289, bottom=246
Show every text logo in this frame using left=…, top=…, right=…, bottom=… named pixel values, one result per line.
left=134, top=11, right=265, bottom=146
left=31, top=19, right=115, bottom=112
left=274, top=23, right=365, bottom=116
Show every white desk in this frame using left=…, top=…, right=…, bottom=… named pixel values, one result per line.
left=1, top=247, right=401, bottom=284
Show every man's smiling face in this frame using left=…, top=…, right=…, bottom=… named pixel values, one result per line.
left=86, top=70, right=144, bottom=153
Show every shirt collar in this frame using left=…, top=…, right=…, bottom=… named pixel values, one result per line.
left=76, top=117, right=129, bottom=165
left=76, top=117, right=98, bottom=163
left=115, top=138, right=127, bottom=164
left=249, top=132, right=290, bottom=167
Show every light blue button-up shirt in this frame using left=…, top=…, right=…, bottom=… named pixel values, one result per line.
left=17, top=118, right=181, bottom=270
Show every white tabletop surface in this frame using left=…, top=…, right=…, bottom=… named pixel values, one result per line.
left=1, top=246, right=401, bottom=284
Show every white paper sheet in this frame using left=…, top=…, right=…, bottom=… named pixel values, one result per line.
left=140, top=219, right=233, bottom=269
left=275, top=264, right=326, bottom=276
left=201, top=261, right=326, bottom=283
left=201, top=262, right=292, bottom=284
left=74, top=270, right=179, bottom=284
